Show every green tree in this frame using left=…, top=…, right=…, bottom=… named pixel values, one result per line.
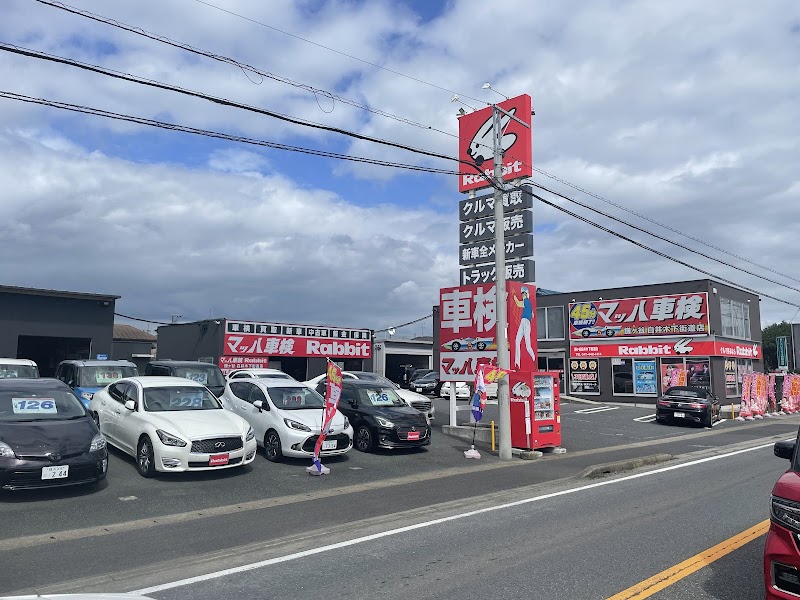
left=762, top=321, right=792, bottom=371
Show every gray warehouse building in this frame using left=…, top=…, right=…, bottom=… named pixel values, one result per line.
left=0, top=285, right=118, bottom=376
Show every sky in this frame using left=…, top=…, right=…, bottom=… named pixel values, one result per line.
left=1, top=0, right=798, bottom=337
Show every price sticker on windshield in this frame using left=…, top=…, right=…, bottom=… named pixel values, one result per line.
left=368, top=391, right=393, bottom=406
left=12, top=398, right=57, bottom=414
left=184, top=371, right=209, bottom=384
left=169, top=394, right=203, bottom=407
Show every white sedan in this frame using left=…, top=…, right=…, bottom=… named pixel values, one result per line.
left=220, top=378, right=352, bottom=462
left=89, top=376, right=257, bottom=477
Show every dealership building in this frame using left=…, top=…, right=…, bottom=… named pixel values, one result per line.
left=533, top=278, right=762, bottom=403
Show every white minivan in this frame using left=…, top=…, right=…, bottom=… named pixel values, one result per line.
left=220, top=378, right=353, bottom=462
left=0, top=358, right=39, bottom=379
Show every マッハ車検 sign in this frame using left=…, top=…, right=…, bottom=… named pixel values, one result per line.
left=569, top=293, right=710, bottom=340
left=222, top=320, right=372, bottom=359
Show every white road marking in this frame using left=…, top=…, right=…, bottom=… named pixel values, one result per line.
left=633, top=414, right=657, bottom=423
left=574, top=406, right=620, bottom=414
left=712, top=419, right=727, bottom=427
left=118, top=496, right=137, bottom=502
left=131, top=440, right=777, bottom=595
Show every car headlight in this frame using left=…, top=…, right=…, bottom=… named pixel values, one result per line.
left=284, top=418, right=311, bottom=432
left=0, top=441, right=16, bottom=458
left=376, top=416, right=394, bottom=428
left=156, top=429, right=187, bottom=447
left=772, top=495, right=800, bottom=534
left=246, top=426, right=255, bottom=441
left=89, top=433, right=107, bottom=453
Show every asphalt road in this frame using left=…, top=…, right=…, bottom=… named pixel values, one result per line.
left=137, top=437, right=782, bottom=600
left=0, top=402, right=796, bottom=597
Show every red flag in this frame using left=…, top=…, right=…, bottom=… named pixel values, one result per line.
left=312, top=361, right=342, bottom=471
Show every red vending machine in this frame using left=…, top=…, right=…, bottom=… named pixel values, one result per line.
left=509, top=371, right=562, bottom=450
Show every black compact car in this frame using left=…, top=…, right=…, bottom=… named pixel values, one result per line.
left=409, top=372, right=440, bottom=396
left=0, top=378, right=108, bottom=490
left=317, top=380, right=431, bottom=452
left=145, top=360, right=227, bottom=397
left=655, top=386, right=720, bottom=428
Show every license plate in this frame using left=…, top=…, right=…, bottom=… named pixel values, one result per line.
left=406, top=431, right=420, bottom=440
left=322, top=440, right=337, bottom=450
left=209, top=453, right=229, bottom=466
left=42, top=465, right=69, bottom=480
left=674, top=412, right=685, bottom=418
left=415, top=388, right=423, bottom=393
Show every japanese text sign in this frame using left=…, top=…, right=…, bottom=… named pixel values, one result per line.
left=570, top=338, right=761, bottom=359
left=223, top=320, right=371, bottom=359
left=568, top=293, right=709, bottom=340
left=439, top=282, right=537, bottom=382
left=459, top=233, right=533, bottom=266
left=460, top=210, right=533, bottom=244
left=458, top=94, right=533, bottom=193
left=459, top=186, right=534, bottom=222
left=460, top=258, right=535, bottom=286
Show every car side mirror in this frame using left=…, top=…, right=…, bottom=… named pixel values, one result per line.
left=124, top=400, right=136, bottom=411
left=253, top=400, right=267, bottom=411
left=775, top=440, right=796, bottom=460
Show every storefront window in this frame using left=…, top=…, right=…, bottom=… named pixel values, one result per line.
left=612, top=358, right=634, bottom=395
left=686, top=359, right=711, bottom=391
left=660, top=358, right=684, bottom=391
left=536, top=306, right=565, bottom=340
left=659, top=357, right=712, bottom=392
left=633, top=360, right=657, bottom=395
left=720, top=297, right=751, bottom=340
left=569, top=358, right=600, bottom=395
left=724, top=359, right=738, bottom=398
left=736, top=359, right=753, bottom=394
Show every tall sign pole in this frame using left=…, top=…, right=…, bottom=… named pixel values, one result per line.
left=491, top=105, right=512, bottom=460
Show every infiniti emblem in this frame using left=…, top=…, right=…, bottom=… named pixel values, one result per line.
left=214, top=441, right=225, bottom=449
left=46, top=452, right=61, bottom=462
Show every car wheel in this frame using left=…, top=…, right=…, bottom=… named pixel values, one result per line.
left=451, top=341, right=461, bottom=351
left=582, top=329, right=590, bottom=338
left=264, top=430, right=283, bottom=463
left=136, top=436, right=155, bottom=478
left=606, top=329, right=615, bottom=337
left=355, top=425, right=373, bottom=452
left=476, top=341, right=487, bottom=350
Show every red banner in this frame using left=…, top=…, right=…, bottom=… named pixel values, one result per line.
left=568, top=293, right=710, bottom=340
left=457, top=94, right=533, bottom=193
left=571, top=338, right=761, bottom=359
left=439, top=281, right=537, bottom=382
left=312, top=361, right=342, bottom=472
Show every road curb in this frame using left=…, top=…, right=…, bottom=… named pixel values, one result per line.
left=579, top=453, right=673, bottom=478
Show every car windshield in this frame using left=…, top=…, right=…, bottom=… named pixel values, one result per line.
left=0, top=365, right=39, bottom=378
left=79, top=366, right=138, bottom=387
left=143, top=386, right=221, bottom=411
left=353, top=373, right=399, bottom=388
left=664, top=387, right=705, bottom=399
left=0, top=389, right=86, bottom=422
left=258, top=373, right=294, bottom=379
left=268, top=386, right=325, bottom=410
left=173, top=366, right=226, bottom=387
left=357, top=387, right=406, bottom=407
left=415, top=373, right=437, bottom=382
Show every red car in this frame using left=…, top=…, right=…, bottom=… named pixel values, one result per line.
left=765, top=437, right=800, bottom=598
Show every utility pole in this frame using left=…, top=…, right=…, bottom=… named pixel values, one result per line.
left=490, top=102, right=531, bottom=460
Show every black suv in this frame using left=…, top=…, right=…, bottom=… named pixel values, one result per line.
left=317, top=379, right=431, bottom=452
left=144, top=360, right=227, bottom=397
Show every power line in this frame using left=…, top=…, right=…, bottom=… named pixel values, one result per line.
left=528, top=165, right=800, bottom=285
left=189, top=0, right=487, bottom=106
left=0, top=91, right=465, bottom=176
left=529, top=191, right=800, bottom=309
left=34, top=0, right=459, bottom=140
left=114, top=312, right=172, bottom=325
left=527, top=180, right=800, bottom=296
left=374, top=314, right=432, bottom=334
left=0, top=43, right=474, bottom=170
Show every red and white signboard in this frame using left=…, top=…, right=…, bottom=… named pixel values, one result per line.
left=570, top=338, right=761, bottom=359
left=222, top=320, right=371, bottom=359
left=457, top=94, right=533, bottom=193
left=439, top=281, right=537, bottom=382
left=569, top=293, right=710, bottom=340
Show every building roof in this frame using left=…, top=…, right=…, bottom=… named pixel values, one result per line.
left=0, top=284, right=119, bottom=301
left=113, top=324, right=157, bottom=342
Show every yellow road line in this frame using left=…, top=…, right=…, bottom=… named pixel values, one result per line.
left=607, top=519, right=770, bottom=599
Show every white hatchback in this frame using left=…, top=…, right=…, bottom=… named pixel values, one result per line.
left=89, top=376, right=257, bottom=477
left=220, top=379, right=353, bottom=462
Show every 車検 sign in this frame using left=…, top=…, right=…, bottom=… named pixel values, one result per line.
left=457, top=94, right=533, bottom=193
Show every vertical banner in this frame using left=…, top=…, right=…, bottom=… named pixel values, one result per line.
left=507, top=281, right=538, bottom=372
left=739, top=373, right=753, bottom=419
left=310, top=361, right=342, bottom=474
left=768, top=373, right=777, bottom=413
